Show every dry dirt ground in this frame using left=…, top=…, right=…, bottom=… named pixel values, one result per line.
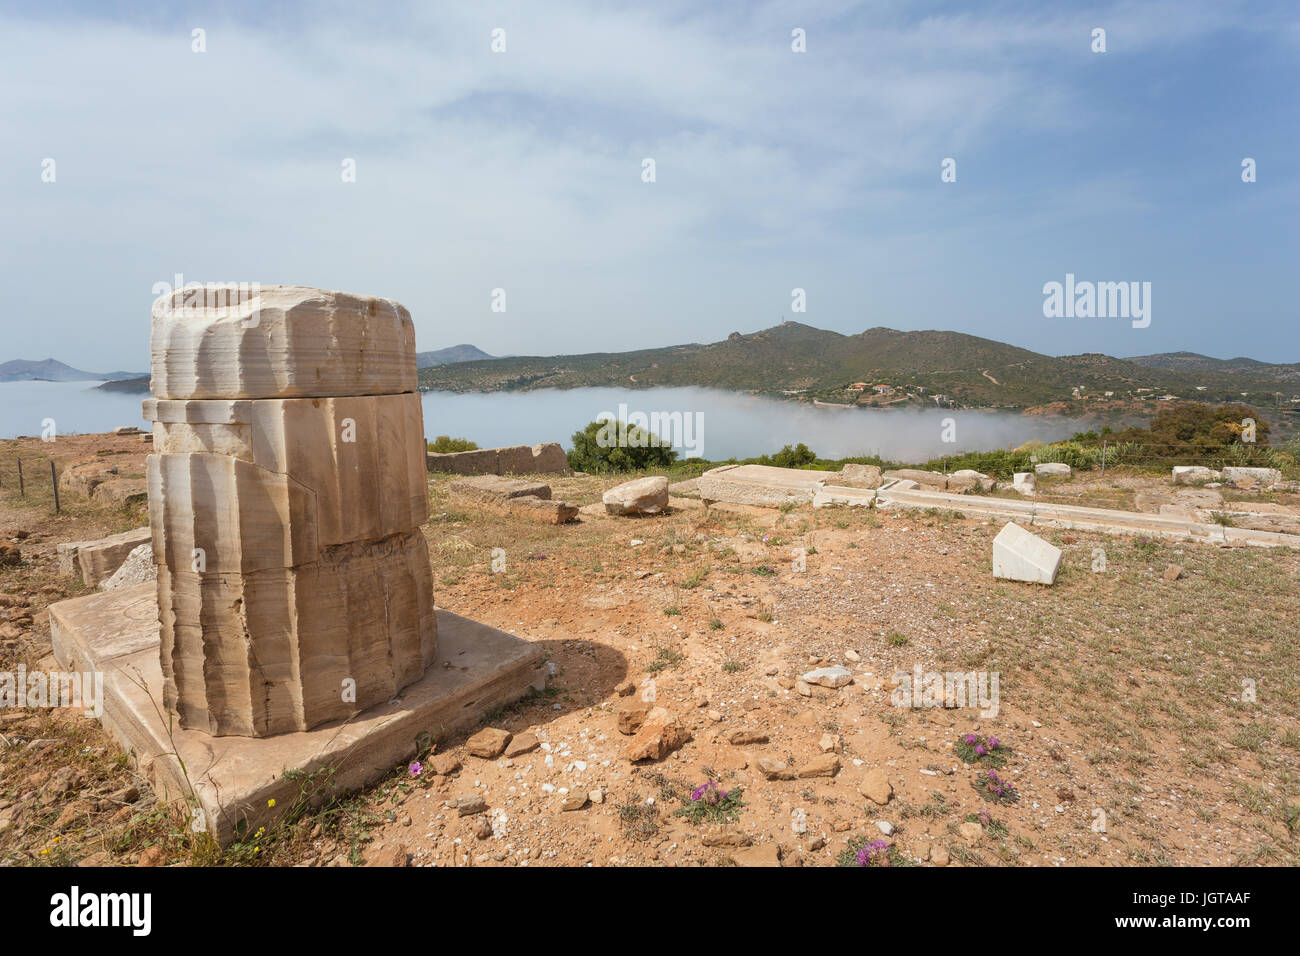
left=1, top=434, right=1298, bottom=867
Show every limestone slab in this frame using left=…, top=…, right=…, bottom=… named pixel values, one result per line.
left=992, top=521, right=1062, bottom=585
left=698, top=464, right=836, bottom=507
left=449, top=475, right=552, bottom=506
left=49, top=583, right=547, bottom=846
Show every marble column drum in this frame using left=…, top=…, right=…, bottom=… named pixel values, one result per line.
left=144, top=285, right=437, bottom=736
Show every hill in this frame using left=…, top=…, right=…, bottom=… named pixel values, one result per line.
left=417, top=322, right=1300, bottom=412
left=0, top=358, right=143, bottom=383
left=415, top=344, right=495, bottom=368
left=1127, top=351, right=1300, bottom=381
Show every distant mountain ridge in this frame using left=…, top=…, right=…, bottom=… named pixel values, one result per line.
left=417, top=322, right=1300, bottom=411
left=0, top=345, right=494, bottom=393
left=1126, top=351, right=1300, bottom=380
left=0, top=358, right=143, bottom=383
left=416, top=344, right=495, bottom=368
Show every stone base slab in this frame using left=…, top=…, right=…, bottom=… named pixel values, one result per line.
left=49, top=583, right=547, bottom=845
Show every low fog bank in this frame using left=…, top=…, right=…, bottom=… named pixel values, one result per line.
left=422, top=386, right=1093, bottom=463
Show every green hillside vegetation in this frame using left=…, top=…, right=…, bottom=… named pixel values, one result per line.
left=418, top=322, right=1300, bottom=413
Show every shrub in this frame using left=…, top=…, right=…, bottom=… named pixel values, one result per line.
left=757, top=442, right=817, bottom=468
left=673, top=781, right=745, bottom=825
left=427, top=435, right=479, bottom=453
left=567, top=419, right=677, bottom=473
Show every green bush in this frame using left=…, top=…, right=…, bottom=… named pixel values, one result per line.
left=427, top=435, right=479, bottom=453
left=567, top=419, right=678, bottom=473
left=757, top=442, right=817, bottom=468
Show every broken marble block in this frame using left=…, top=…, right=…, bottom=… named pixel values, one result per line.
left=144, top=286, right=437, bottom=737
left=1033, top=462, right=1072, bottom=477
left=1221, top=466, right=1282, bottom=488
left=58, top=527, right=153, bottom=586
left=1172, top=465, right=1220, bottom=485
left=1012, top=472, right=1036, bottom=496
left=603, top=476, right=670, bottom=515
left=992, top=522, right=1061, bottom=585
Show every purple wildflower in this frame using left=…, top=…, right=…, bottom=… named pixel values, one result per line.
left=974, top=744, right=987, bottom=757
left=965, top=734, right=978, bottom=745
left=691, top=781, right=725, bottom=805
left=855, top=839, right=890, bottom=866
left=409, top=761, right=423, bottom=777
left=987, top=737, right=1000, bottom=749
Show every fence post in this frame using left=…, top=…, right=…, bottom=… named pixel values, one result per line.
left=50, top=460, right=60, bottom=514
left=17, top=458, right=24, bottom=497
left=1100, top=440, right=1107, bottom=479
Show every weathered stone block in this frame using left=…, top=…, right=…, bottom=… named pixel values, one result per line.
left=150, top=285, right=417, bottom=400
left=603, top=476, right=669, bottom=515
left=58, top=460, right=118, bottom=500
left=449, top=475, right=552, bottom=506
left=530, top=443, right=571, bottom=473
left=506, top=496, right=578, bottom=524
left=496, top=445, right=538, bottom=475
left=67, top=527, right=153, bottom=587
left=838, top=463, right=882, bottom=489
left=426, top=448, right=500, bottom=475
left=883, top=468, right=947, bottom=489
left=91, top=477, right=148, bottom=507
left=1172, top=465, right=1220, bottom=485
left=1222, top=467, right=1282, bottom=488
left=992, top=522, right=1061, bottom=585
left=1034, top=462, right=1072, bottom=477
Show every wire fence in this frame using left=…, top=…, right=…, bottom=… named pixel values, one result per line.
left=0, top=452, right=64, bottom=512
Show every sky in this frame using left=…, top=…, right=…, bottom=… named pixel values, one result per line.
left=2, top=0, right=1297, bottom=373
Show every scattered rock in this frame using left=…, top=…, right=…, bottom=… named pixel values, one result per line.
left=859, top=769, right=893, bottom=805
left=503, top=733, right=539, bottom=758
left=726, top=728, right=769, bottom=745
left=136, top=846, right=166, bottom=867
left=616, top=697, right=655, bottom=735
left=560, top=793, right=589, bottom=811
left=797, top=754, right=840, bottom=778
left=625, top=708, right=689, bottom=761
left=757, top=757, right=797, bottom=780
left=958, top=821, right=983, bottom=844
left=800, top=665, right=853, bottom=688
left=466, top=727, right=512, bottom=759
left=729, top=843, right=782, bottom=867
left=431, top=754, right=462, bottom=775
left=368, top=843, right=409, bottom=867
left=1162, top=564, right=1183, bottom=582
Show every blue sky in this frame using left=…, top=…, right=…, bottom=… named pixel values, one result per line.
left=2, top=0, right=1297, bottom=372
